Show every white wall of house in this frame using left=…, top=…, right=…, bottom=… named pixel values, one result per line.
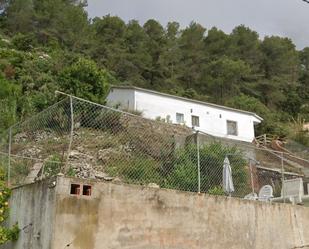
left=107, top=88, right=262, bottom=142
left=107, top=88, right=135, bottom=110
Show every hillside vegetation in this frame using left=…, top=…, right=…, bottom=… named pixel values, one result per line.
left=0, top=0, right=308, bottom=145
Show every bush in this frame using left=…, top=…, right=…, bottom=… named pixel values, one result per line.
left=12, top=33, right=36, bottom=51
left=208, top=186, right=225, bottom=195
left=106, top=156, right=161, bottom=185
left=163, top=143, right=249, bottom=196
left=103, top=141, right=249, bottom=196
left=163, top=159, right=198, bottom=192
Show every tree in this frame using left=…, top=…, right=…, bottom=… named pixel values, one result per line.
left=143, top=19, right=166, bottom=88
left=4, top=0, right=91, bottom=50
left=4, top=0, right=34, bottom=33
left=119, top=20, right=151, bottom=86
left=229, top=25, right=263, bottom=72
left=58, top=57, right=112, bottom=103
left=178, top=22, right=206, bottom=89
left=261, top=36, right=299, bottom=82
left=202, top=57, right=250, bottom=103
left=158, top=22, right=182, bottom=88
left=204, top=27, right=231, bottom=59
left=226, top=94, right=288, bottom=136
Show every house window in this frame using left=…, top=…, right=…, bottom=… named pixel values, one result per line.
left=227, top=120, right=238, bottom=136
left=176, top=113, right=184, bottom=124
left=83, top=185, right=92, bottom=196
left=70, top=184, right=81, bottom=195
left=191, top=115, right=200, bottom=127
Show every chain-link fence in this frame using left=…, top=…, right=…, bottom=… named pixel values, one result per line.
left=0, top=95, right=308, bottom=202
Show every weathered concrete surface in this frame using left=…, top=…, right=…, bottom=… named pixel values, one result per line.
left=2, top=179, right=56, bottom=249
left=3, top=177, right=309, bottom=249
left=52, top=177, right=309, bottom=249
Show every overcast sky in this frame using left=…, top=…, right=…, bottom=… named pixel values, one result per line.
left=87, top=0, right=309, bottom=49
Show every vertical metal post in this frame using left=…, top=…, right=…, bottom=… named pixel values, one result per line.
left=281, top=152, right=285, bottom=203
left=65, top=96, right=74, bottom=173
left=8, top=127, right=12, bottom=187
left=196, top=131, right=201, bottom=194
left=249, top=160, right=255, bottom=194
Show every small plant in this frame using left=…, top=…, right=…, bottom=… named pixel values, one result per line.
left=66, top=167, right=76, bottom=177
left=208, top=186, right=225, bottom=196
left=43, top=154, right=62, bottom=177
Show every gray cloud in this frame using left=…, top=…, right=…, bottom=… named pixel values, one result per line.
left=87, top=0, right=309, bottom=49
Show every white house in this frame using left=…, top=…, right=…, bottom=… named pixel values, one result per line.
left=106, top=86, right=263, bottom=143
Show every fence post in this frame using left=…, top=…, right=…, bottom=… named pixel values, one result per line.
left=65, top=96, right=74, bottom=174
left=281, top=152, right=285, bottom=203
left=196, top=130, right=201, bottom=194
left=249, top=159, right=255, bottom=194
left=7, top=127, right=12, bottom=187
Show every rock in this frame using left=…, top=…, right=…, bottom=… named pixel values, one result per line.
left=18, top=146, right=42, bottom=158
left=95, top=171, right=114, bottom=181
left=147, top=183, right=160, bottom=189
left=95, top=172, right=108, bottom=179
left=113, top=177, right=122, bottom=183
left=14, top=132, right=28, bottom=143
left=103, top=176, right=114, bottom=181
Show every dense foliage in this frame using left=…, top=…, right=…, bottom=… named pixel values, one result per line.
left=106, top=141, right=248, bottom=196
left=0, top=0, right=308, bottom=142
left=0, top=169, right=19, bottom=244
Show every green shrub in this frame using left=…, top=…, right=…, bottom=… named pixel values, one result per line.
left=163, top=143, right=249, bottom=196
left=106, top=156, right=161, bottom=185
left=163, top=159, right=199, bottom=192
left=208, top=186, right=225, bottom=196
left=12, top=33, right=36, bottom=51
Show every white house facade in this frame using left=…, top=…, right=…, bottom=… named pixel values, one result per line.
left=106, top=86, right=263, bottom=143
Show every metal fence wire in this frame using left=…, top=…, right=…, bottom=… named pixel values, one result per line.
left=0, top=95, right=308, bottom=201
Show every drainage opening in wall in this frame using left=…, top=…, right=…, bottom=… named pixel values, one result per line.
left=83, top=185, right=92, bottom=196
left=70, top=184, right=80, bottom=195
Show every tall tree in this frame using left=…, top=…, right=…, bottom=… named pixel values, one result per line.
left=204, top=27, right=231, bottom=59
left=178, top=22, right=206, bottom=89
left=158, top=22, right=182, bottom=89
left=229, top=25, right=262, bottom=73
left=120, top=20, right=151, bottom=86
left=202, top=57, right=250, bottom=103
left=261, top=36, right=299, bottom=83
left=91, top=15, right=127, bottom=74
left=143, top=19, right=166, bottom=88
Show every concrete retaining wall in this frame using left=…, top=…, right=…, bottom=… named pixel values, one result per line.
left=3, top=179, right=56, bottom=249
left=4, top=177, right=309, bottom=249
left=53, top=177, right=309, bottom=249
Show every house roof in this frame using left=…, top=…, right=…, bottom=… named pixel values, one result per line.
left=110, top=86, right=264, bottom=122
